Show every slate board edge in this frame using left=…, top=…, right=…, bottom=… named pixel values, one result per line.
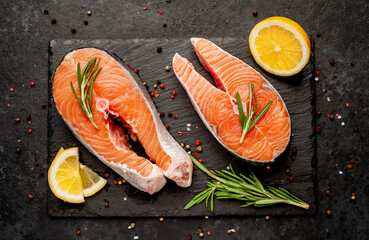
left=47, top=38, right=316, bottom=217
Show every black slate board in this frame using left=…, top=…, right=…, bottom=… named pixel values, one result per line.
left=48, top=38, right=316, bottom=217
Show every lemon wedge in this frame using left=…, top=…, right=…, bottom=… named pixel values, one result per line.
left=80, top=163, right=107, bottom=197
left=48, top=147, right=107, bottom=203
left=249, top=16, right=311, bottom=76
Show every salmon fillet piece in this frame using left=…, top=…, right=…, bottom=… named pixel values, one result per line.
left=53, top=48, right=192, bottom=194
left=172, top=38, right=291, bottom=162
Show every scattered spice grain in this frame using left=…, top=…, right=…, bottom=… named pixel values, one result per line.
left=15, top=118, right=20, bottom=123
left=197, top=146, right=202, bottom=152
left=165, top=124, right=170, bottom=129
left=133, top=68, right=139, bottom=74
left=265, top=216, right=270, bottom=220
left=285, top=168, right=290, bottom=173
left=28, top=194, right=34, bottom=199
left=71, top=28, right=76, bottom=34
left=87, top=10, right=92, bottom=16
left=104, top=173, right=110, bottom=178
left=168, top=112, right=173, bottom=117
left=41, top=103, right=46, bottom=109
left=51, top=18, right=56, bottom=24
left=353, top=127, right=358, bottom=132
left=159, top=217, right=164, bottom=222
left=315, top=126, right=321, bottom=133
left=157, top=47, right=162, bottom=53
left=252, top=10, right=258, bottom=16
left=163, top=23, right=167, bottom=28
left=16, top=147, right=21, bottom=153
left=76, top=229, right=81, bottom=235
left=350, top=61, right=355, bottom=66
left=84, top=20, right=88, bottom=25
left=159, top=112, right=164, bottom=117
left=104, top=201, right=109, bottom=207
left=165, top=65, right=171, bottom=71
left=333, top=73, right=338, bottom=78
left=326, top=209, right=332, bottom=216
left=329, top=59, right=335, bottom=65
left=316, top=32, right=321, bottom=37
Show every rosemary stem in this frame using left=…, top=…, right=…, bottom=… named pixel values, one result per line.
left=240, top=111, right=254, bottom=143
left=284, top=200, right=310, bottom=209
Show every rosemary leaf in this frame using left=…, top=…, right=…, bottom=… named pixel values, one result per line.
left=236, top=92, right=245, bottom=127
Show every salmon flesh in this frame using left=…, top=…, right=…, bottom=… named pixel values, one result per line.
left=53, top=48, right=193, bottom=194
left=173, top=38, right=291, bottom=163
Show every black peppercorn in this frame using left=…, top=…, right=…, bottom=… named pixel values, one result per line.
left=84, top=20, right=88, bottom=25
left=27, top=115, right=31, bottom=121
left=40, top=171, right=44, bottom=176
left=71, top=28, right=76, bottom=34
left=316, top=32, right=321, bottom=37
left=168, top=112, right=173, bottom=117
left=44, top=9, right=49, bottom=14
left=315, top=126, right=321, bottom=133
left=350, top=61, right=355, bottom=66
left=15, top=118, right=20, bottom=123
left=163, top=23, right=167, bottom=28
left=41, top=103, right=46, bottom=109
left=157, top=46, right=162, bottom=53
left=252, top=10, right=258, bottom=16
left=317, top=111, right=321, bottom=116
left=157, top=80, right=161, bottom=84
left=51, top=18, right=56, bottom=24
left=353, top=127, right=358, bottom=132
left=329, top=59, right=335, bottom=65
left=165, top=124, right=170, bottom=129
left=160, top=112, right=165, bottom=117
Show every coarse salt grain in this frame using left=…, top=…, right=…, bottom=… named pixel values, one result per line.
left=187, top=123, right=191, bottom=127
left=186, top=127, right=191, bottom=131
left=315, top=77, right=319, bottom=81
left=134, top=236, right=139, bottom=240
left=337, top=115, right=342, bottom=119
left=231, top=229, right=236, bottom=233
left=341, top=122, right=345, bottom=126
left=128, top=226, right=132, bottom=229
left=327, top=97, right=331, bottom=102
left=124, top=197, right=127, bottom=201
left=187, top=151, right=191, bottom=154
left=226, top=166, right=230, bottom=170
left=339, top=171, right=343, bottom=175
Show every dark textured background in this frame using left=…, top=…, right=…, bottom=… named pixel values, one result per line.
left=0, top=0, right=368, bottom=239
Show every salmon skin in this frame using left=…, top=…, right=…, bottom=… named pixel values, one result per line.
left=53, top=48, right=193, bottom=194
left=173, top=38, right=291, bottom=163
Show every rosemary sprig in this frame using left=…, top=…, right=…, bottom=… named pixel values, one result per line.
left=70, top=57, right=102, bottom=129
left=184, top=155, right=309, bottom=212
left=237, top=82, right=273, bottom=143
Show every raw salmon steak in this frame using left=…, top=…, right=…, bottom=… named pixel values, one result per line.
left=53, top=48, right=192, bottom=194
left=173, top=38, right=291, bottom=162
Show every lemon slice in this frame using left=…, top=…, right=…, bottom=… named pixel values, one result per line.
left=48, top=147, right=84, bottom=203
left=80, top=163, right=107, bottom=197
left=249, top=16, right=311, bottom=76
